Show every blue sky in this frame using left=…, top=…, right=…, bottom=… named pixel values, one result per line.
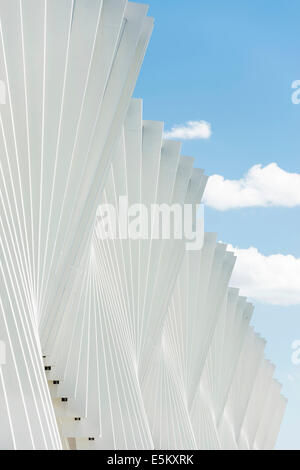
left=134, top=0, right=300, bottom=449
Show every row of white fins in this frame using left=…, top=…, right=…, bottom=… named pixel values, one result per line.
left=45, top=99, right=286, bottom=450
left=0, top=0, right=152, bottom=450
left=0, top=0, right=286, bottom=450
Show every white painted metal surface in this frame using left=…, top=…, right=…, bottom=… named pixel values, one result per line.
left=0, top=1, right=285, bottom=451
left=0, top=0, right=152, bottom=450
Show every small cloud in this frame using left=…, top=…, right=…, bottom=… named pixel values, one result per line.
left=204, top=163, right=300, bottom=210
left=164, top=120, right=212, bottom=140
left=228, top=245, right=300, bottom=306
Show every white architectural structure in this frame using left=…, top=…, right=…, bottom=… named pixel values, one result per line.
left=0, top=0, right=152, bottom=450
left=0, top=0, right=286, bottom=450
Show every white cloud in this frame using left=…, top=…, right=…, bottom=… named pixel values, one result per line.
left=164, top=120, right=212, bottom=140
left=228, top=245, right=300, bottom=306
left=204, top=163, right=300, bottom=210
